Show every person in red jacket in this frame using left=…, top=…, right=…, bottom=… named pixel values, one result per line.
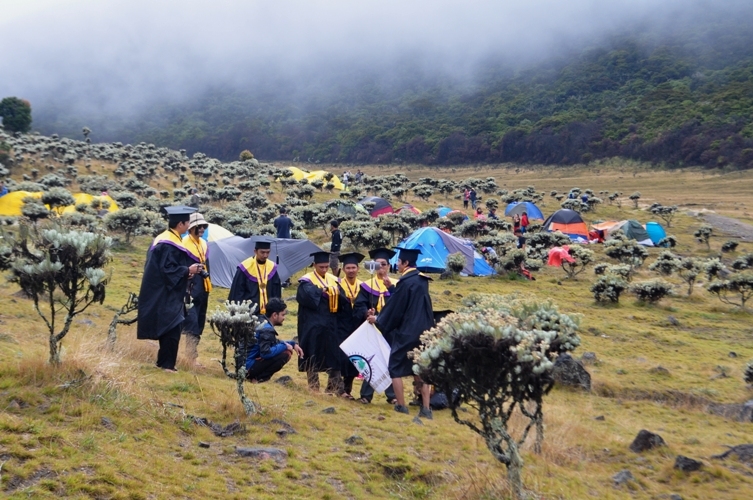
left=521, top=212, right=529, bottom=233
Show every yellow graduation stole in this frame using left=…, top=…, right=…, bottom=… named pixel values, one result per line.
left=339, top=277, right=363, bottom=307
left=239, top=257, right=277, bottom=314
left=362, top=276, right=398, bottom=312
left=303, top=271, right=340, bottom=312
left=151, top=229, right=186, bottom=249
left=183, top=235, right=212, bottom=293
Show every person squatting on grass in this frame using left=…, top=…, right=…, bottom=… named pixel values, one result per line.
left=245, top=298, right=303, bottom=383
left=137, top=206, right=204, bottom=373
left=182, top=212, right=212, bottom=368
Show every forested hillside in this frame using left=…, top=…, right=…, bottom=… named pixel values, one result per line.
left=36, top=6, right=753, bottom=168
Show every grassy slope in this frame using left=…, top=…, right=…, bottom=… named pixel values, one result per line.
left=2, top=161, right=753, bottom=499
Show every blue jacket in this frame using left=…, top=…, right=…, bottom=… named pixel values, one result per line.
left=245, top=318, right=296, bottom=370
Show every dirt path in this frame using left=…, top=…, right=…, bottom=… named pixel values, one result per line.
left=702, top=213, right=753, bottom=242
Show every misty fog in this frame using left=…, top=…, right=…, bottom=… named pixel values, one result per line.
left=1, top=0, right=749, bottom=143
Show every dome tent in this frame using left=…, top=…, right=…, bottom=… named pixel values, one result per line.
left=592, top=220, right=654, bottom=246
left=358, top=196, right=393, bottom=217
left=504, top=201, right=544, bottom=220
left=645, top=221, right=667, bottom=246
left=389, top=227, right=495, bottom=276
left=542, top=209, right=588, bottom=242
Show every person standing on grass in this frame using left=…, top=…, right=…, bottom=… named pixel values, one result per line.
left=228, top=240, right=282, bottom=317
left=356, top=248, right=398, bottom=405
left=469, top=188, right=477, bottom=209
left=463, top=188, right=470, bottom=209
left=245, top=298, right=303, bottom=383
left=367, top=247, right=434, bottom=419
left=512, top=213, right=521, bottom=233
left=520, top=211, right=529, bottom=233
left=274, top=207, right=292, bottom=239
left=182, top=212, right=211, bottom=368
left=137, top=205, right=203, bottom=373
left=329, top=219, right=342, bottom=277
left=336, top=252, right=367, bottom=399
left=296, top=251, right=345, bottom=393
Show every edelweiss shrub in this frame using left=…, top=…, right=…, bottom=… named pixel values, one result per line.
left=560, top=245, right=594, bottom=279
left=209, top=301, right=260, bottom=415
left=591, top=276, right=628, bottom=303
left=731, top=253, right=753, bottom=271
left=412, top=293, right=580, bottom=499
left=721, top=240, right=739, bottom=253
left=745, top=362, right=753, bottom=385
left=707, top=272, right=753, bottom=310
left=446, top=252, right=466, bottom=276
left=630, top=279, right=674, bottom=303
left=694, top=225, right=713, bottom=249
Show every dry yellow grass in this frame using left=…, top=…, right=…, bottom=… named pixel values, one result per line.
left=1, top=158, right=753, bottom=499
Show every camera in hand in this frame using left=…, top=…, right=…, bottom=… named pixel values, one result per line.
left=198, top=268, right=210, bottom=279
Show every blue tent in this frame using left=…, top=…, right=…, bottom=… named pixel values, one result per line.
left=645, top=222, right=667, bottom=246
left=390, top=227, right=495, bottom=276
left=437, top=206, right=453, bottom=217
left=504, top=201, right=544, bottom=220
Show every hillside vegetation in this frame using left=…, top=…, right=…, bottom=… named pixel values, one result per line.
left=34, top=5, right=753, bottom=169
left=1, top=131, right=753, bottom=498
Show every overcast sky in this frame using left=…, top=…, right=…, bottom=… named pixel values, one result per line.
left=0, top=0, right=741, bottom=121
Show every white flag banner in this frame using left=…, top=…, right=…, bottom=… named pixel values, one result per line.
left=339, top=321, right=392, bottom=393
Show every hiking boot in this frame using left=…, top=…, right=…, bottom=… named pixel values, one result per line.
left=394, top=404, right=409, bottom=415
left=418, top=407, right=433, bottom=420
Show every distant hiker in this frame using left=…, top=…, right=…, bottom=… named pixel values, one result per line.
left=274, top=207, right=292, bottom=239
left=228, top=240, right=282, bottom=316
left=367, top=247, right=435, bottom=419
left=520, top=212, right=529, bottom=233
left=182, top=212, right=212, bottom=368
left=329, top=219, right=342, bottom=277
left=342, top=171, right=349, bottom=190
left=512, top=213, right=521, bottom=233
left=463, top=188, right=470, bottom=209
left=475, top=207, right=486, bottom=220
left=296, top=251, right=345, bottom=393
left=469, top=188, right=477, bottom=209
left=488, top=207, right=498, bottom=220
left=514, top=229, right=526, bottom=249
left=0, top=181, right=7, bottom=197
left=245, top=298, right=303, bottom=383
left=137, top=206, right=202, bottom=373
left=581, top=193, right=589, bottom=203
left=189, top=188, right=200, bottom=209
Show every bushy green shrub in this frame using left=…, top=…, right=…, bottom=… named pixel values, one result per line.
left=630, top=279, right=674, bottom=303
left=721, top=240, right=739, bottom=253
left=694, top=225, right=713, bottom=250
left=707, top=272, right=753, bottom=310
left=591, top=276, right=628, bottom=303
left=731, top=253, right=753, bottom=271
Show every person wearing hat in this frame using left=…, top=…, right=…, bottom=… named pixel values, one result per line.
left=137, top=206, right=204, bottom=373
left=367, top=247, right=435, bottom=418
left=296, top=250, right=346, bottom=393
left=182, top=212, right=212, bottom=367
left=335, top=252, right=367, bottom=399
left=355, top=248, right=398, bottom=404
left=228, top=240, right=281, bottom=315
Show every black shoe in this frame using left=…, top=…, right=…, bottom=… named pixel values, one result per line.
left=394, top=404, right=409, bottom=414
left=418, top=407, right=433, bottom=420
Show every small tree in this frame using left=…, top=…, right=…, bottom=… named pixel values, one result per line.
left=209, top=301, right=260, bottom=414
left=4, top=225, right=112, bottom=364
left=239, top=150, right=254, bottom=161
left=42, top=187, right=76, bottom=214
left=21, top=197, right=50, bottom=223
left=0, top=97, right=32, bottom=133
left=630, top=279, right=673, bottom=303
left=731, top=253, right=753, bottom=271
left=744, top=362, right=753, bottom=385
left=694, top=225, right=713, bottom=250
left=107, top=293, right=138, bottom=347
left=446, top=252, right=466, bottom=278
left=104, top=207, right=145, bottom=245
left=649, top=204, right=679, bottom=228
left=721, top=240, right=739, bottom=253
left=412, top=294, right=580, bottom=499
left=591, top=276, right=628, bottom=303
left=560, top=245, right=595, bottom=279
left=707, top=272, right=753, bottom=311
left=629, top=192, right=641, bottom=209
left=604, top=235, right=648, bottom=279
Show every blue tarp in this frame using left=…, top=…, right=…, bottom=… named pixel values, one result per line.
left=645, top=221, right=667, bottom=246
left=504, top=201, right=544, bottom=220
left=390, top=227, right=495, bottom=276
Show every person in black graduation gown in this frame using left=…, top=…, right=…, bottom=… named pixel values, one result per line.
left=354, top=248, right=398, bottom=404
left=227, top=240, right=282, bottom=315
left=368, top=247, right=435, bottom=418
left=336, top=252, right=368, bottom=399
left=137, top=206, right=205, bottom=372
left=296, top=251, right=346, bottom=393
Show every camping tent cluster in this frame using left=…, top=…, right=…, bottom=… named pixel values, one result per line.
left=0, top=191, right=120, bottom=216
left=390, top=227, right=495, bottom=276
left=542, top=209, right=667, bottom=246
left=591, top=220, right=655, bottom=246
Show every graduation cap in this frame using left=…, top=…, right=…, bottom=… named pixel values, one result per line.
left=254, top=240, right=272, bottom=250
left=395, top=247, right=421, bottom=263
left=338, top=252, right=365, bottom=265
left=368, top=248, right=395, bottom=261
left=310, top=251, right=331, bottom=264
left=163, top=205, right=197, bottom=225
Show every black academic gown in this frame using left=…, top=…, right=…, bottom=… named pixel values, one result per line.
left=354, top=279, right=396, bottom=343
left=295, top=276, right=345, bottom=373
left=336, top=281, right=368, bottom=379
left=227, top=261, right=282, bottom=309
left=137, top=239, right=192, bottom=340
left=375, top=269, right=434, bottom=378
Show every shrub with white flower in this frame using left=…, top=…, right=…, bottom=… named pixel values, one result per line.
left=411, top=293, right=580, bottom=499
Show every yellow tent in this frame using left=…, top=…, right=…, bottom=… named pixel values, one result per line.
left=0, top=191, right=43, bottom=216
left=61, top=193, right=119, bottom=214
left=282, top=167, right=344, bottom=190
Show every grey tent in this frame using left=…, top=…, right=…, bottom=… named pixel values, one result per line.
left=208, top=236, right=322, bottom=288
